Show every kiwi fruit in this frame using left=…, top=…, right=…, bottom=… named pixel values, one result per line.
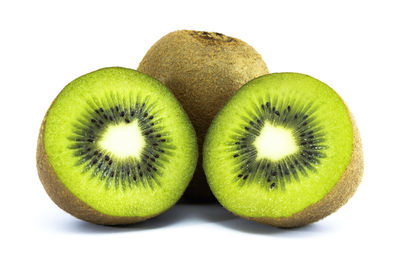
left=37, top=67, right=197, bottom=225
left=138, top=30, right=269, bottom=201
left=203, top=73, right=363, bottom=228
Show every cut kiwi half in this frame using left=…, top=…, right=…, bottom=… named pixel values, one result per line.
left=203, top=73, right=363, bottom=227
left=138, top=30, right=268, bottom=201
left=37, top=67, right=197, bottom=225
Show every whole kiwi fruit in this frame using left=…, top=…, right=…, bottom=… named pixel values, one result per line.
left=37, top=67, right=198, bottom=225
left=138, top=30, right=268, bottom=201
left=203, top=73, right=363, bottom=227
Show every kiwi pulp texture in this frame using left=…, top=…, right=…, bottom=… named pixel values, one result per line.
left=37, top=67, right=197, bottom=225
left=203, top=73, right=363, bottom=227
left=138, top=30, right=268, bottom=201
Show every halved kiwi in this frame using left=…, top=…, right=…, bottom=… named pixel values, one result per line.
left=37, top=67, right=197, bottom=225
left=203, top=73, right=363, bottom=227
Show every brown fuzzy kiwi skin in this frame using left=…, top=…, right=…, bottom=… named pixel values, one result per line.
left=36, top=113, right=158, bottom=225
left=245, top=112, right=364, bottom=228
left=138, top=30, right=268, bottom=201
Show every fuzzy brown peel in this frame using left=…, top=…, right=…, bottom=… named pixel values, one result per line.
left=138, top=30, right=268, bottom=201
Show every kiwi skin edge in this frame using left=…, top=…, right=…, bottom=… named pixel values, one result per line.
left=244, top=112, right=364, bottom=228
left=138, top=30, right=269, bottom=202
left=37, top=113, right=158, bottom=225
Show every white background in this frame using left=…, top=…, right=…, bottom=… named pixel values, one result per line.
left=1, top=0, right=399, bottom=272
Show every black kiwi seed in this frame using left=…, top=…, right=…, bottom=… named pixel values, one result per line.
left=230, top=101, right=326, bottom=190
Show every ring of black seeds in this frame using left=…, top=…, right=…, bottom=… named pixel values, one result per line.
left=230, top=100, right=327, bottom=190
left=68, top=98, right=172, bottom=189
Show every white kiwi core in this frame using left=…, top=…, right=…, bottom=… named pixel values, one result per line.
left=98, top=120, right=145, bottom=159
left=254, top=122, right=298, bottom=161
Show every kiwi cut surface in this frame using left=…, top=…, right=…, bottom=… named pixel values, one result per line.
left=138, top=30, right=268, bottom=201
left=37, top=67, right=197, bottom=225
left=203, top=73, right=363, bottom=227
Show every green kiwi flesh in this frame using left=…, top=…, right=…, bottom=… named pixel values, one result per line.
left=138, top=30, right=268, bottom=201
left=203, top=73, right=363, bottom=227
left=37, top=67, right=197, bottom=225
